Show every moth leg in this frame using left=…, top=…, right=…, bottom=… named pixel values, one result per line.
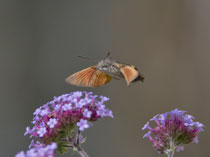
left=112, top=76, right=121, bottom=80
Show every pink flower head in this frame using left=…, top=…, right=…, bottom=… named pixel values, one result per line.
left=142, top=109, right=204, bottom=155
left=24, top=91, right=113, bottom=154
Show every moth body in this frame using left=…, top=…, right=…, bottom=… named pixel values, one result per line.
left=97, top=58, right=123, bottom=79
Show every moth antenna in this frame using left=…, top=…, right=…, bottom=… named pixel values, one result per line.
left=78, top=52, right=111, bottom=62
left=104, top=52, right=111, bottom=59
left=77, top=56, right=97, bottom=62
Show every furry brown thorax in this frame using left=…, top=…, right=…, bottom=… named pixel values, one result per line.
left=97, top=58, right=123, bottom=79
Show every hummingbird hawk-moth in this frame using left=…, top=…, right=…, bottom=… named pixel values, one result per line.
left=65, top=53, right=144, bottom=88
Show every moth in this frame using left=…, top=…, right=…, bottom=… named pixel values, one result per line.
left=65, top=53, right=144, bottom=88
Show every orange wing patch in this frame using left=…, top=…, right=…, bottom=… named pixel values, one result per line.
left=90, top=70, right=112, bottom=87
left=65, top=66, right=112, bottom=88
left=120, top=65, right=139, bottom=86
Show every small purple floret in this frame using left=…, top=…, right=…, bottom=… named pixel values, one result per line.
left=83, top=109, right=92, bottom=118
left=105, top=109, right=114, bottom=118
left=77, top=119, right=89, bottom=131
left=100, top=96, right=109, bottom=102
left=62, top=103, right=72, bottom=111
left=40, top=109, right=49, bottom=116
left=142, top=122, right=150, bottom=130
left=24, top=127, right=31, bottom=136
left=47, top=118, right=58, bottom=128
left=37, top=127, right=47, bottom=137
left=143, top=131, right=151, bottom=139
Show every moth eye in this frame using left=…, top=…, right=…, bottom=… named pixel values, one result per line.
left=102, top=67, right=109, bottom=71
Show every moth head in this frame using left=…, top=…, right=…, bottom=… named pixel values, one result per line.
left=97, top=58, right=113, bottom=70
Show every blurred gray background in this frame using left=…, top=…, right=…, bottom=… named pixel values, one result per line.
left=0, top=0, right=210, bottom=156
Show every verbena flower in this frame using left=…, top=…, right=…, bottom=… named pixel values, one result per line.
left=24, top=91, right=113, bottom=155
left=142, top=109, right=204, bottom=157
left=15, top=142, right=57, bottom=157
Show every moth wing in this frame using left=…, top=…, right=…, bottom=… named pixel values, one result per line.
left=65, top=66, right=112, bottom=88
left=120, top=65, right=139, bottom=86
left=90, top=70, right=112, bottom=87
left=66, top=66, right=97, bottom=87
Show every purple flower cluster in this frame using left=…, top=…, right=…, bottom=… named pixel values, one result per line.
left=15, top=142, right=57, bottom=157
left=142, top=109, right=204, bottom=155
left=24, top=91, right=113, bottom=153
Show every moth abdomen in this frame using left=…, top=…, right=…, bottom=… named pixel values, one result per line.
left=132, top=73, right=144, bottom=83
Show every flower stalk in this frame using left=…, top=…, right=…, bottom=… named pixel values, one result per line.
left=75, top=146, right=89, bottom=157
left=165, top=139, right=175, bottom=157
left=167, top=150, right=174, bottom=157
